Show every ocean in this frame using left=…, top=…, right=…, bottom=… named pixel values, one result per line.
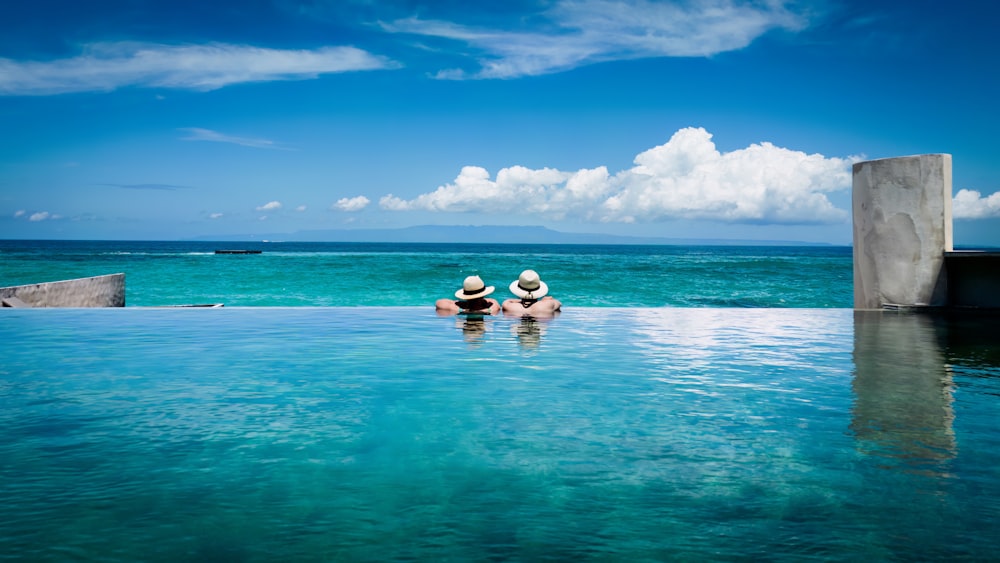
left=2, top=240, right=998, bottom=561
left=0, top=240, right=853, bottom=307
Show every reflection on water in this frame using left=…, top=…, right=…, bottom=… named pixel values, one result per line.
left=457, top=315, right=489, bottom=345
left=851, top=311, right=956, bottom=474
left=511, top=316, right=551, bottom=350
left=453, top=314, right=557, bottom=350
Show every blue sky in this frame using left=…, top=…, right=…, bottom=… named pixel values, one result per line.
left=1, top=0, right=998, bottom=244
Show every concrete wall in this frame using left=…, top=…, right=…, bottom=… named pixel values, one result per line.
left=852, top=154, right=953, bottom=309
left=1, top=273, right=125, bottom=307
left=945, top=251, right=1000, bottom=309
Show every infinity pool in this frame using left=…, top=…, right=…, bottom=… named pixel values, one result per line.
left=1, top=308, right=998, bottom=560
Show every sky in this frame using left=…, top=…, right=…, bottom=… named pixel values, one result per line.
left=1, top=0, right=999, bottom=245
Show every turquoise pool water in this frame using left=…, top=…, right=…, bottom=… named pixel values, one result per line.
left=1, top=308, right=998, bottom=560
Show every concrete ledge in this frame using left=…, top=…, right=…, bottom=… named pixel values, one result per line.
left=944, top=251, right=1000, bottom=259
left=881, top=303, right=945, bottom=312
left=2, top=296, right=31, bottom=308
left=152, top=303, right=225, bottom=308
left=0, top=273, right=125, bottom=307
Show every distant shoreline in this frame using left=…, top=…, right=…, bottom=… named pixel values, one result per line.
left=0, top=238, right=847, bottom=248
left=184, top=224, right=840, bottom=247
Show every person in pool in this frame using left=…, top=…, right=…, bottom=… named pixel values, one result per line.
left=502, top=270, right=561, bottom=318
left=435, top=275, right=501, bottom=316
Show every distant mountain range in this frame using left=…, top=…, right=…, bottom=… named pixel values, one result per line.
left=191, top=225, right=834, bottom=246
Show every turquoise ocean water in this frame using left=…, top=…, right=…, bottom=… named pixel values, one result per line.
left=0, top=240, right=852, bottom=307
left=2, top=240, right=999, bottom=560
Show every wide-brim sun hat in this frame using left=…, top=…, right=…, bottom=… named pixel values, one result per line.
left=455, top=275, right=495, bottom=300
left=509, top=269, right=548, bottom=299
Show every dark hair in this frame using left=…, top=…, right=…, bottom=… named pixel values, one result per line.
left=458, top=297, right=491, bottom=310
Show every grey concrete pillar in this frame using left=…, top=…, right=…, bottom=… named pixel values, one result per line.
left=852, top=154, right=953, bottom=309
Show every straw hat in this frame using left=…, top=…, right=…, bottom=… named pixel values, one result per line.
left=509, top=270, right=548, bottom=299
left=455, top=275, right=495, bottom=300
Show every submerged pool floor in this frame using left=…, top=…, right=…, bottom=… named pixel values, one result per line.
left=1, top=308, right=998, bottom=560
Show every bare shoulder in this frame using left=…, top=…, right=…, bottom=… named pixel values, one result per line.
left=538, top=298, right=562, bottom=314
left=504, top=297, right=562, bottom=318
left=435, top=298, right=459, bottom=315
left=501, top=298, right=520, bottom=312
left=486, top=298, right=501, bottom=315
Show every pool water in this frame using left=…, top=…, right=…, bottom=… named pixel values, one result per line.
left=1, top=308, right=998, bottom=560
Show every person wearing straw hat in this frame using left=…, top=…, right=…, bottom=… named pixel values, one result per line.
left=502, top=269, right=561, bottom=318
left=435, top=275, right=501, bottom=315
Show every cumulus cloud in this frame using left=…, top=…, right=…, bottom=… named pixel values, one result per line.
left=256, top=201, right=282, bottom=211
left=380, top=127, right=857, bottom=224
left=29, top=211, right=51, bottom=221
left=0, top=42, right=397, bottom=95
left=14, top=210, right=25, bottom=218
left=380, top=165, right=578, bottom=214
left=333, top=195, right=371, bottom=212
left=953, top=189, right=1000, bottom=219
left=385, top=0, right=806, bottom=78
left=180, top=128, right=292, bottom=150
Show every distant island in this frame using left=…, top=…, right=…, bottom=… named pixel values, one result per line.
left=190, top=225, right=837, bottom=246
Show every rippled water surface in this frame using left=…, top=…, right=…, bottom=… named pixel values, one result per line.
left=1, top=308, right=998, bottom=561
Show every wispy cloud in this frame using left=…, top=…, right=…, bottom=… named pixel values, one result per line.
left=180, top=128, right=291, bottom=150
left=100, top=182, right=191, bottom=190
left=384, top=0, right=807, bottom=78
left=381, top=127, right=859, bottom=224
left=256, top=201, right=282, bottom=211
left=332, top=195, right=371, bottom=212
left=28, top=211, right=59, bottom=221
left=0, top=42, right=398, bottom=95
left=209, top=212, right=224, bottom=219
left=12, top=209, right=61, bottom=221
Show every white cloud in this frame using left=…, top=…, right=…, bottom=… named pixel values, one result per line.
left=953, top=189, right=1000, bottom=219
left=381, top=165, right=577, bottom=214
left=0, top=42, right=397, bottom=95
left=28, top=211, right=50, bottom=221
left=605, top=128, right=853, bottom=224
left=380, top=127, right=857, bottom=225
left=180, top=128, right=291, bottom=150
left=385, top=0, right=806, bottom=78
left=295, top=205, right=307, bottom=212
left=333, top=195, right=371, bottom=212
left=14, top=210, right=25, bottom=218
left=256, top=201, right=282, bottom=211
left=209, top=212, right=224, bottom=219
